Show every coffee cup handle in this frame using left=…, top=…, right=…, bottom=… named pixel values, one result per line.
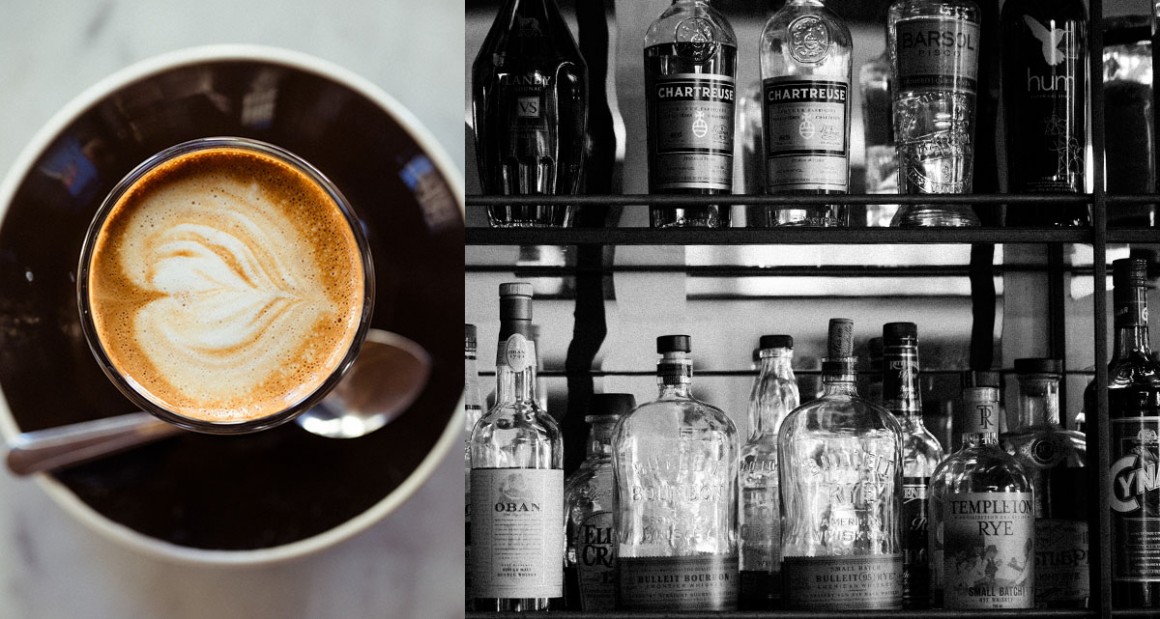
left=6, top=412, right=182, bottom=476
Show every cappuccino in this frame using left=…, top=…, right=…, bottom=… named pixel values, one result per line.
left=83, top=141, right=368, bottom=426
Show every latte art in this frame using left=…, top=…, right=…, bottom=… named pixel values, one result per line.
left=85, top=145, right=367, bottom=424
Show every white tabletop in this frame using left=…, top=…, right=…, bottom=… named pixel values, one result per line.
left=0, top=2, right=464, bottom=618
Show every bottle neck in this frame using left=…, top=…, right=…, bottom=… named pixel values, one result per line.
left=751, top=348, right=795, bottom=438
left=1014, top=374, right=1061, bottom=427
left=1113, top=282, right=1152, bottom=360
left=821, top=361, right=858, bottom=397
left=883, top=340, right=921, bottom=422
left=494, top=325, right=538, bottom=407
left=657, top=353, right=694, bottom=399
left=961, top=387, right=1001, bottom=447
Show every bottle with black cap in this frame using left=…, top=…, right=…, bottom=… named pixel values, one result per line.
left=778, top=318, right=904, bottom=610
left=612, top=335, right=739, bottom=611
left=469, top=283, right=563, bottom=612
left=929, top=371, right=1034, bottom=609
left=564, top=393, right=636, bottom=611
left=739, top=334, right=800, bottom=610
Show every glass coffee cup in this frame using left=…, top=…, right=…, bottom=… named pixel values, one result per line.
left=77, top=137, right=375, bottom=434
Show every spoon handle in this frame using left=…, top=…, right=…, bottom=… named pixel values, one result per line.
left=6, top=412, right=182, bottom=476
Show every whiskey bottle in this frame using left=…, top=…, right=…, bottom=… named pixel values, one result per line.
left=883, top=323, right=944, bottom=609
left=888, top=0, right=982, bottom=227
left=644, top=0, right=737, bottom=228
left=471, top=0, right=588, bottom=228
left=778, top=319, right=904, bottom=610
left=1001, top=0, right=1087, bottom=227
left=612, top=335, right=739, bottom=610
left=929, top=372, right=1034, bottom=609
left=739, top=335, right=799, bottom=610
left=464, top=324, right=484, bottom=610
left=563, top=394, right=635, bottom=611
left=757, top=0, right=852, bottom=227
left=469, top=283, right=564, bottom=611
left=1001, top=358, right=1088, bottom=608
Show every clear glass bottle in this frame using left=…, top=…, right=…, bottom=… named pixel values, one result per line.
left=644, top=0, right=737, bottom=228
left=564, top=394, right=634, bottom=611
left=464, top=323, right=484, bottom=611
left=778, top=318, right=904, bottom=610
left=612, top=335, right=739, bottom=611
left=471, top=0, right=588, bottom=228
left=757, top=0, right=852, bottom=227
left=739, top=335, right=800, bottom=610
left=1001, top=358, right=1088, bottom=608
left=469, top=283, right=564, bottom=612
left=1001, top=0, right=1088, bottom=227
left=882, top=323, right=944, bottom=609
left=929, top=372, right=1034, bottom=609
left=888, top=0, right=982, bottom=227
left=860, top=46, right=900, bottom=226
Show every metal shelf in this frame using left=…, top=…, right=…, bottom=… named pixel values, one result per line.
left=467, top=610, right=1099, bottom=618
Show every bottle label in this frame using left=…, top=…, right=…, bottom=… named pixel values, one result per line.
left=618, top=554, right=739, bottom=611
left=576, top=511, right=615, bottom=610
left=895, top=18, right=981, bottom=93
left=1109, top=417, right=1160, bottom=582
left=470, top=468, right=564, bottom=599
left=788, top=15, right=832, bottom=64
left=647, top=72, right=735, bottom=191
left=761, top=77, right=850, bottom=192
left=902, top=477, right=931, bottom=605
left=883, top=348, right=920, bottom=414
left=498, top=334, right=533, bottom=372
left=939, top=492, right=1035, bottom=609
left=498, top=73, right=549, bottom=124
left=782, top=554, right=903, bottom=610
left=1035, top=518, right=1089, bottom=605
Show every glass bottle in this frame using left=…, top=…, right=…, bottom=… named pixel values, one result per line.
left=612, top=335, right=739, bottom=611
left=888, top=0, right=982, bottom=227
left=865, top=335, right=886, bottom=405
left=469, top=283, right=564, bottom=611
left=860, top=45, right=900, bottom=226
left=929, top=372, right=1034, bottom=609
left=464, top=323, right=484, bottom=611
left=564, top=394, right=635, bottom=611
left=1103, top=19, right=1157, bottom=227
left=471, top=0, right=588, bottom=228
left=739, top=335, right=800, bottom=610
left=778, top=318, right=904, bottom=610
left=1001, top=358, right=1088, bottom=608
left=644, top=0, right=737, bottom=229
left=756, top=0, right=852, bottom=227
left=1001, top=0, right=1088, bottom=227
left=883, top=322, right=944, bottom=609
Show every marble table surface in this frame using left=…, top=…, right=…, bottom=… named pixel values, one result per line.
left=0, top=2, right=464, bottom=618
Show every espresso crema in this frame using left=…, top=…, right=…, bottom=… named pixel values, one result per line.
left=86, top=146, right=366, bottom=423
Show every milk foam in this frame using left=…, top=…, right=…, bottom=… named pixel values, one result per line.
left=87, top=148, right=365, bottom=423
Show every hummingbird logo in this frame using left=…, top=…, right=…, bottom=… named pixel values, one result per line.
left=1023, top=15, right=1069, bottom=66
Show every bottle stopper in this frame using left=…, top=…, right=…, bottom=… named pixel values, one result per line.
left=827, top=318, right=854, bottom=360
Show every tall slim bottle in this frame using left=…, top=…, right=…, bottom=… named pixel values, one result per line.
left=644, top=0, right=737, bottom=228
left=860, top=47, right=900, bottom=226
left=757, top=0, right=852, bottom=227
left=613, top=335, right=739, bottom=611
left=472, top=0, right=588, bottom=228
left=469, top=283, right=564, bottom=611
left=464, top=324, right=484, bottom=611
left=739, top=335, right=800, bottom=609
left=1001, top=0, right=1087, bottom=227
left=778, top=319, right=904, bottom=610
left=883, top=323, right=944, bottom=609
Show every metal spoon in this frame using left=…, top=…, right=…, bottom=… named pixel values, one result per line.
left=5, top=329, right=432, bottom=476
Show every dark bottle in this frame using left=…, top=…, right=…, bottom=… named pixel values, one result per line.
left=471, top=0, right=588, bottom=228
left=1104, top=18, right=1157, bottom=227
left=1001, top=0, right=1087, bottom=227
left=1085, top=258, right=1160, bottom=608
left=644, top=0, right=737, bottom=228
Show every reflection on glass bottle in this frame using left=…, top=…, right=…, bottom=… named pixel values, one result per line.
left=472, top=0, right=588, bottom=228
left=860, top=48, right=900, bottom=226
left=1104, top=17, right=1157, bottom=227
left=644, top=0, right=737, bottom=228
left=888, top=0, right=981, bottom=227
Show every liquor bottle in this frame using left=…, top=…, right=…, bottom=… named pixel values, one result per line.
left=1001, top=358, right=1088, bottom=608
left=464, top=324, right=484, bottom=610
left=882, top=323, right=944, bottom=609
left=612, top=335, right=739, bottom=611
left=860, top=46, right=900, bottom=227
left=757, top=0, right=852, bottom=227
left=778, top=319, right=904, bottom=610
left=1103, top=20, right=1157, bottom=227
left=888, top=0, right=982, bottom=227
left=471, top=0, right=588, bottom=228
left=1093, top=258, right=1160, bottom=608
left=1001, top=0, right=1087, bottom=227
left=929, top=372, right=1034, bottom=609
left=865, top=336, right=886, bottom=405
left=564, top=394, right=635, bottom=611
left=644, top=0, right=737, bottom=228
left=469, top=283, right=564, bottom=611
left=739, top=335, right=800, bottom=610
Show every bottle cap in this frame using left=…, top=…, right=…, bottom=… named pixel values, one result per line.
left=961, top=370, right=1001, bottom=388
left=1113, top=258, right=1149, bottom=286
left=883, top=322, right=918, bottom=342
left=585, top=394, right=636, bottom=421
left=657, top=335, right=692, bottom=354
left=465, top=323, right=476, bottom=339
left=827, top=318, right=854, bottom=360
left=760, top=334, right=793, bottom=350
left=1013, top=357, right=1062, bottom=376
left=499, top=282, right=533, bottom=321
